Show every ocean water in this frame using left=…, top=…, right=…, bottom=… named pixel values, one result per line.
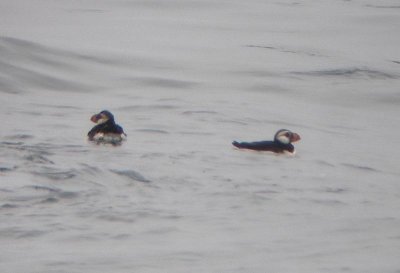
left=1, top=0, right=400, bottom=272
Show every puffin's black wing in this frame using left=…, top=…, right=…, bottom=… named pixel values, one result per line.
left=88, top=124, right=103, bottom=140
left=232, top=140, right=275, bottom=151
left=232, top=140, right=294, bottom=153
left=115, top=124, right=126, bottom=135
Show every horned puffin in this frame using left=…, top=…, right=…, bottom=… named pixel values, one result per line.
left=87, top=110, right=126, bottom=144
left=232, top=129, right=301, bottom=154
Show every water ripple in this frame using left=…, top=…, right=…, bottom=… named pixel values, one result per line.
left=341, top=163, right=380, bottom=173
left=246, top=44, right=325, bottom=57
left=120, top=76, right=198, bottom=89
left=110, top=169, right=151, bottom=183
left=292, top=67, right=398, bottom=79
left=182, top=110, right=219, bottom=115
left=8, top=185, right=80, bottom=204
left=135, top=128, right=169, bottom=134
left=31, top=167, right=77, bottom=180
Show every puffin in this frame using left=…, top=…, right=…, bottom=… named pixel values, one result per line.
left=87, top=110, right=126, bottom=144
left=232, top=129, right=301, bottom=154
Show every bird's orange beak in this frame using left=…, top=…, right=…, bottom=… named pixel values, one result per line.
left=290, top=132, right=301, bottom=142
left=90, top=113, right=101, bottom=123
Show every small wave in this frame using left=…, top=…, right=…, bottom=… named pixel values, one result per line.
left=97, top=214, right=136, bottom=223
left=28, top=185, right=79, bottom=199
left=0, top=58, right=95, bottom=93
left=365, top=5, right=400, bottom=9
left=110, top=169, right=150, bottom=183
left=145, top=226, right=179, bottom=235
left=0, top=228, right=46, bottom=239
left=310, top=198, right=346, bottom=206
left=66, top=8, right=106, bottom=13
left=0, top=203, right=18, bottom=209
left=0, top=166, right=17, bottom=173
left=5, top=185, right=80, bottom=205
left=246, top=44, right=324, bottom=57
left=29, top=103, right=81, bottom=110
left=315, top=160, right=335, bottom=167
left=291, top=68, right=398, bottom=79
left=40, top=197, right=59, bottom=204
left=4, top=134, right=34, bottom=140
left=25, top=185, right=59, bottom=193
left=323, top=187, right=347, bottom=194
left=24, top=154, right=54, bottom=164
left=217, top=119, right=248, bottom=126
left=118, top=104, right=179, bottom=111
left=140, top=152, right=165, bottom=160
left=120, top=76, right=198, bottom=89
left=79, top=163, right=103, bottom=176
left=341, top=163, right=380, bottom=172
left=112, top=234, right=131, bottom=240
left=182, top=110, right=219, bottom=115
left=58, top=191, right=80, bottom=199
left=136, top=129, right=169, bottom=134
left=8, top=143, right=54, bottom=155
left=178, top=131, right=214, bottom=136
left=32, top=167, right=77, bottom=180
left=0, top=36, right=153, bottom=94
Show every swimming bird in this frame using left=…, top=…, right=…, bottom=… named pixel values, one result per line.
left=232, top=129, right=301, bottom=154
left=87, top=110, right=126, bottom=144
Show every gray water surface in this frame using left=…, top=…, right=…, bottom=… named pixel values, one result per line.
left=1, top=1, right=400, bottom=272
